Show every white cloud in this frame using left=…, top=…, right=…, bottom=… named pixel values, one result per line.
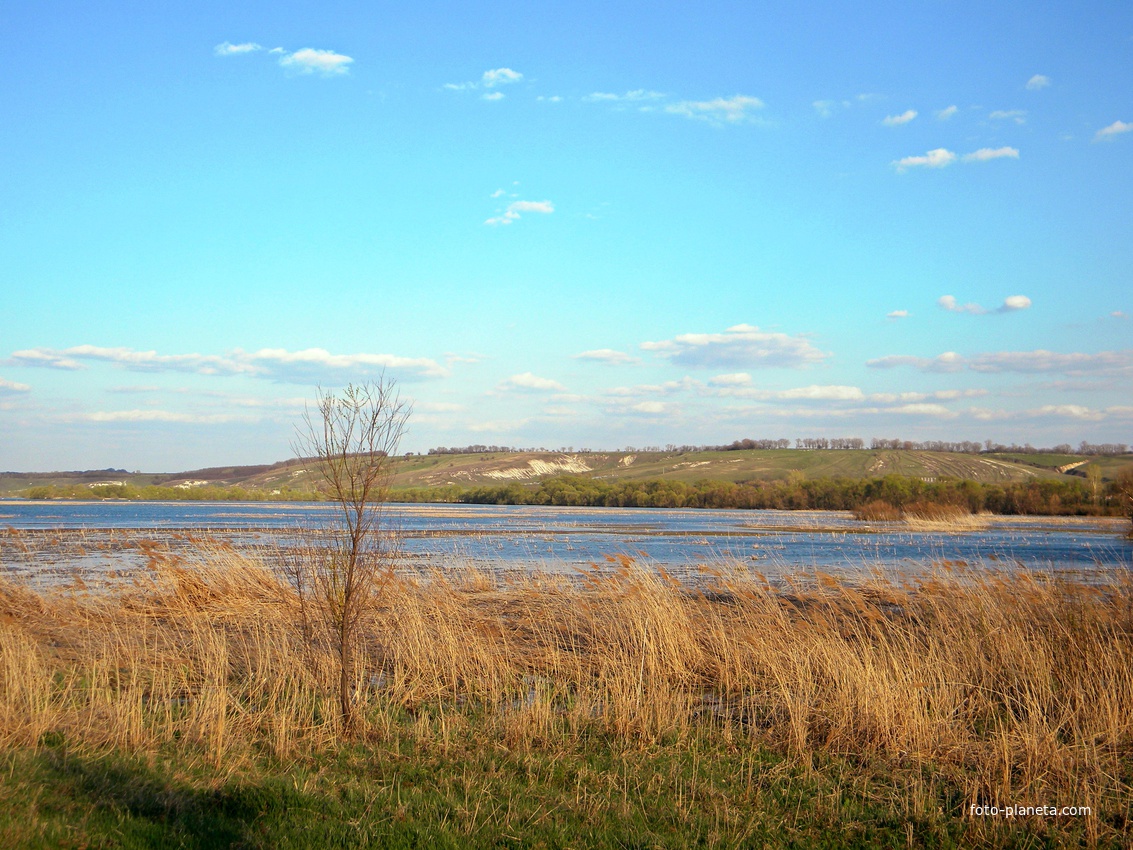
left=536, top=95, right=563, bottom=103
left=708, top=373, right=752, bottom=386
left=969, top=350, right=1133, bottom=375
left=989, top=109, right=1026, bottom=124
left=7, top=349, right=83, bottom=370
left=664, top=95, right=764, bottom=124
left=939, top=295, right=982, bottom=313
left=882, top=109, right=917, bottom=126
left=869, top=348, right=1132, bottom=376
left=1113, top=311, right=1128, bottom=319
left=866, top=352, right=966, bottom=373
left=1026, top=74, right=1051, bottom=91
left=248, top=347, right=446, bottom=380
left=777, top=385, right=865, bottom=401
left=938, top=294, right=1031, bottom=314
left=0, top=377, right=30, bottom=393
left=962, top=146, right=1020, bottom=163
left=510, top=200, right=553, bottom=214
left=936, top=105, right=958, bottom=120
left=1095, top=120, right=1133, bottom=141
left=895, top=146, right=1020, bottom=172
left=890, top=403, right=954, bottom=416
left=484, top=199, right=554, bottom=226
left=482, top=68, right=523, bottom=87
left=583, top=90, right=666, bottom=103
left=448, top=68, right=524, bottom=95
left=79, top=410, right=256, bottom=424
left=813, top=100, right=845, bottom=118
left=1031, top=404, right=1101, bottom=420
left=886, top=310, right=909, bottom=319
left=630, top=401, right=667, bottom=414
left=214, top=41, right=262, bottom=56
left=893, top=148, right=956, bottom=171
left=605, top=378, right=698, bottom=398
left=497, top=372, right=566, bottom=392
left=279, top=48, right=353, bottom=76
left=641, top=324, right=828, bottom=369
left=573, top=349, right=640, bottom=365
left=8, top=345, right=446, bottom=381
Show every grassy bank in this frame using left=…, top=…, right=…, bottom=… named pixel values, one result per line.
left=2, top=546, right=1131, bottom=846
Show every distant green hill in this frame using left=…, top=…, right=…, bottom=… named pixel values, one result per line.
left=4, top=448, right=1130, bottom=499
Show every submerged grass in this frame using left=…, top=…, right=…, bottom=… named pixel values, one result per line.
left=1, top=540, right=1131, bottom=846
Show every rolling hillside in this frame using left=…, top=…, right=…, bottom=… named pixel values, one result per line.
left=3, top=449, right=1129, bottom=498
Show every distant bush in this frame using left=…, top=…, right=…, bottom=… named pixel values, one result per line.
left=852, top=500, right=902, bottom=521
left=901, top=501, right=972, bottom=522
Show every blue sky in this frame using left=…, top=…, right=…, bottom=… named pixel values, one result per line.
left=2, top=0, right=1131, bottom=471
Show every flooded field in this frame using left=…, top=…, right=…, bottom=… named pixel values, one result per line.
left=2, top=500, right=1129, bottom=587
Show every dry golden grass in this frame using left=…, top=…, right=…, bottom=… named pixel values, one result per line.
left=1, top=539, right=1131, bottom=825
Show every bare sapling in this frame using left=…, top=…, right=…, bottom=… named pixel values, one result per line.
left=291, top=379, right=410, bottom=733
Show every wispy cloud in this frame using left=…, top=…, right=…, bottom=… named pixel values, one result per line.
left=778, top=385, right=865, bottom=401
left=886, top=310, right=909, bottom=319
left=573, top=349, right=640, bottom=365
left=969, top=350, right=1133, bottom=375
left=7, top=345, right=446, bottom=381
left=936, top=105, right=958, bottom=120
left=1095, top=120, right=1133, bottom=141
left=76, top=410, right=258, bottom=424
left=989, top=109, right=1026, bottom=124
left=497, top=372, right=566, bottom=392
left=1026, top=74, right=1051, bottom=91
left=893, top=148, right=957, bottom=171
left=214, top=41, right=262, bottom=56
left=707, top=381, right=866, bottom=402
left=664, top=95, right=764, bottom=124
left=641, top=324, right=827, bottom=369
left=0, top=377, right=31, bottom=394
left=707, top=373, right=751, bottom=386
left=482, top=67, right=522, bottom=87
left=583, top=89, right=665, bottom=103
left=445, top=67, right=523, bottom=98
left=868, top=349, right=1133, bottom=376
left=882, top=109, right=917, bottom=126
left=894, top=147, right=1020, bottom=172
left=278, top=47, right=353, bottom=76
left=812, top=99, right=845, bottom=118
left=605, top=378, right=699, bottom=399
left=216, top=41, right=353, bottom=77
left=938, top=294, right=1031, bottom=314
left=867, top=352, right=966, bottom=373
left=484, top=199, right=554, bottom=226
left=961, top=146, right=1019, bottom=163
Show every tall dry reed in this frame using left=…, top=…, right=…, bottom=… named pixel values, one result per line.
left=1, top=537, right=1130, bottom=818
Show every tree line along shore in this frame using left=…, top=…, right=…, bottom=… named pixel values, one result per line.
left=15, top=470, right=1133, bottom=521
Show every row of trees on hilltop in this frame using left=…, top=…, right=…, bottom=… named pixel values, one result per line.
left=425, top=438, right=1129, bottom=457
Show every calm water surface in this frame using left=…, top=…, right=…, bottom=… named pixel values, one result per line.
left=1, top=501, right=1129, bottom=583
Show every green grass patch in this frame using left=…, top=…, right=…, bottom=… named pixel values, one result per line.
left=3, top=727, right=1115, bottom=849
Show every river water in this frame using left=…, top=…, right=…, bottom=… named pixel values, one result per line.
left=1, top=501, right=1129, bottom=585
